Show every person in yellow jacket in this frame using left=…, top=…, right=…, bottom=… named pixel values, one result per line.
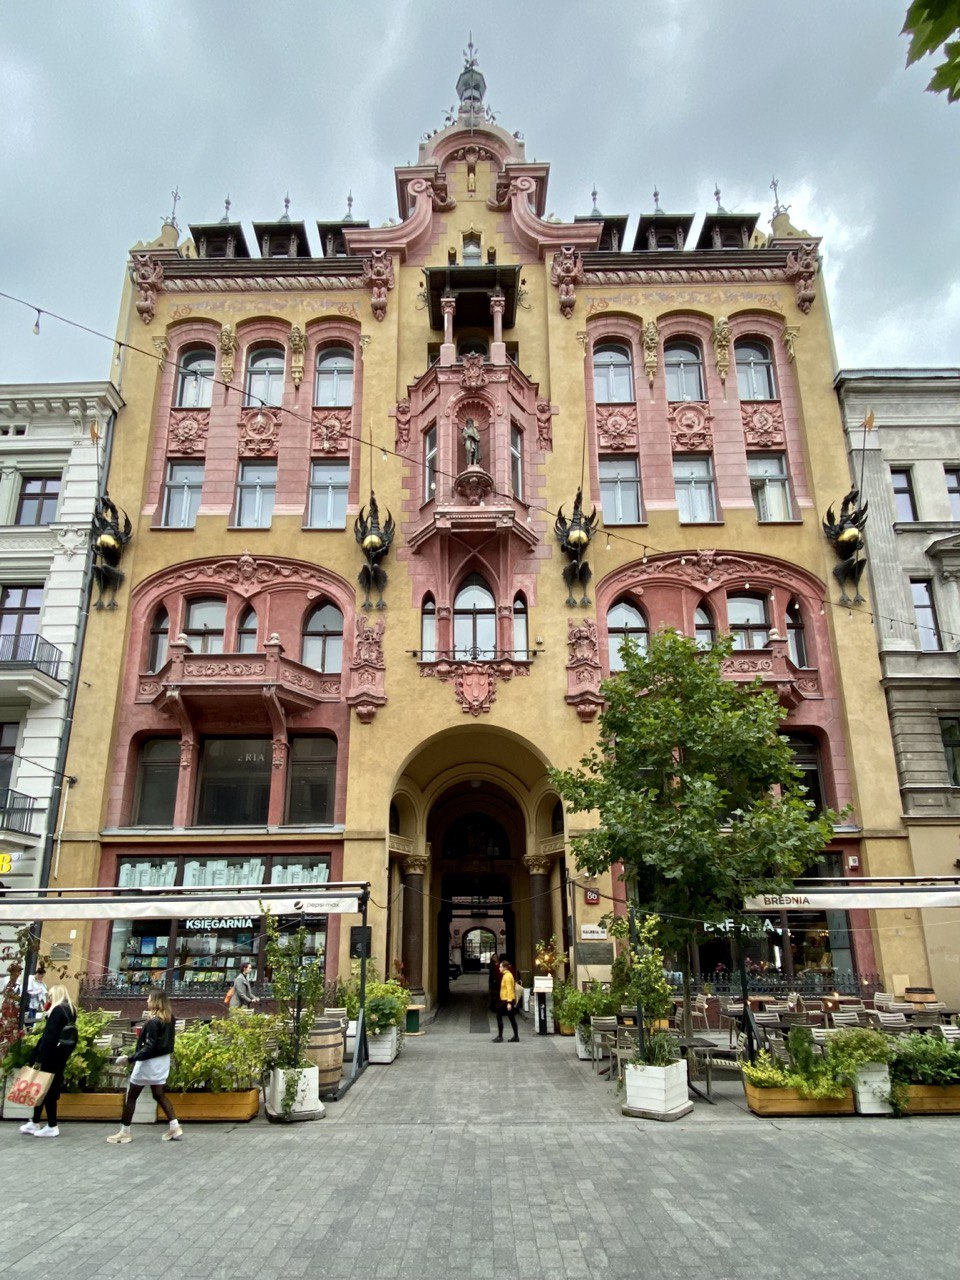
left=493, top=954, right=519, bottom=1043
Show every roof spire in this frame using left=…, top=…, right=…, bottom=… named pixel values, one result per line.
left=456, top=32, right=486, bottom=116
left=714, top=184, right=726, bottom=214
left=164, top=186, right=181, bottom=230
left=653, top=186, right=663, bottom=214
left=220, top=194, right=231, bottom=224
left=343, top=191, right=354, bottom=222
left=281, top=192, right=291, bottom=222
left=770, top=175, right=789, bottom=217
left=590, top=186, right=602, bottom=217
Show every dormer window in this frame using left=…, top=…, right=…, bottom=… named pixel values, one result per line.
left=462, top=234, right=482, bottom=265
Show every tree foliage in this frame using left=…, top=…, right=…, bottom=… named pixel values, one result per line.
left=902, top=0, right=960, bottom=102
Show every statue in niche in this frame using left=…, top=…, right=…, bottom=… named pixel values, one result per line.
left=462, top=417, right=481, bottom=467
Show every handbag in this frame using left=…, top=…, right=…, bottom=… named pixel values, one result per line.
left=223, top=985, right=235, bottom=1006
left=6, top=1065, right=55, bottom=1108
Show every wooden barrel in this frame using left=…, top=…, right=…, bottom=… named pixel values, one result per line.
left=306, top=1019, right=345, bottom=1096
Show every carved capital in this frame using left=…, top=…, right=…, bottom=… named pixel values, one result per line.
left=523, top=852, right=553, bottom=877
left=402, top=852, right=431, bottom=877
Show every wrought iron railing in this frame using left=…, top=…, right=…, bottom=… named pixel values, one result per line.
left=0, top=633, right=64, bottom=680
left=674, top=970, right=881, bottom=999
left=0, top=787, right=36, bottom=834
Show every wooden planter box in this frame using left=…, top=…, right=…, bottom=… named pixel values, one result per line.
left=162, top=1090, right=261, bottom=1122
left=902, top=1084, right=960, bottom=1115
left=58, top=1092, right=124, bottom=1121
left=743, top=1079, right=854, bottom=1117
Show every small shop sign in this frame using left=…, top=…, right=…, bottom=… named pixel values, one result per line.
left=584, top=887, right=601, bottom=905
left=579, top=924, right=608, bottom=940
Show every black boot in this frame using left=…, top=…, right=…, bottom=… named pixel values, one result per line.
left=492, top=1035, right=503, bottom=1042
left=508, top=1035, right=519, bottom=1042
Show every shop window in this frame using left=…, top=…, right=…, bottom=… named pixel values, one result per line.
left=147, top=607, right=169, bottom=672
left=786, top=599, right=808, bottom=667
left=748, top=454, right=792, bottom=521
left=513, top=595, right=528, bottom=659
left=664, top=339, right=704, bottom=402
left=236, top=606, right=258, bottom=653
left=453, top=574, right=497, bottom=660
left=286, top=737, right=337, bottom=825
left=734, top=339, right=777, bottom=400
left=726, top=594, right=769, bottom=650
left=173, top=915, right=260, bottom=989
left=15, top=475, right=60, bottom=526
left=673, top=456, right=717, bottom=522
left=307, top=460, right=349, bottom=528
left=314, top=347, right=354, bottom=407
left=420, top=596, right=437, bottom=661
left=940, top=718, right=960, bottom=786
left=196, top=737, right=271, bottom=826
left=302, top=603, right=343, bottom=673
left=607, top=599, right=648, bottom=671
left=234, top=460, right=276, bottom=528
left=184, top=597, right=226, bottom=654
left=891, top=468, right=918, bottom=521
left=175, top=346, right=215, bottom=409
left=244, top=346, right=285, bottom=408
left=911, top=580, right=942, bottom=651
left=510, top=424, right=523, bottom=498
left=270, top=855, right=331, bottom=885
left=599, top=457, right=641, bottom=524
left=593, top=343, right=634, bottom=404
left=946, top=467, right=960, bottom=520
left=133, top=739, right=180, bottom=826
left=424, top=426, right=437, bottom=501
left=161, top=461, right=204, bottom=528
left=694, top=604, right=715, bottom=649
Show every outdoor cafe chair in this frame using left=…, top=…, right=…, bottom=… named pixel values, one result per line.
left=590, top=1016, right=619, bottom=1074
left=872, top=1010, right=910, bottom=1034
left=719, top=999, right=744, bottom=1046
left=933, top=1024, right=960, bottom=1043
left=828, top=1008, right=861, bottom=1028
left=886, top=1002, right=916, bottom=1016
left=872, top=991, right=893, bottom=1010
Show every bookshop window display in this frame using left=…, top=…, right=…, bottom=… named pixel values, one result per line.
left=107, top=854, right=331, bottom=994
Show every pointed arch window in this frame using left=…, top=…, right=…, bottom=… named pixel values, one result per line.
left=176, top=346, right=215, bottom=409
left=420, top=597, right=437, bottom=662
left=513, top=595, right=528, bottom=659
left=244, top=345, right=285, bottom=408
left=314, top=346, right=354, bottom=407
left=735, top=338, right=777, bottom=401
left=694, top=604, right=715, bottom=649
left=236, top=606, right=258, bottom=654
left=593, top=343, right=634, bottom=404
left=607, top=599, right=648, bottom=671
left=664, top=339, right=704, bottom=402
left=462, top=234, right=482, bottom=265
left=148, top=607, right=169, bottom=672
left=184, top=598, right=226, bottom=654
left=302, top=603, right=344, bottom=674
left=453, top=574, right=497, bottom=660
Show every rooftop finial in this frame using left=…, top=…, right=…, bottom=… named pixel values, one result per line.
left=164, top=186, right=181, bottom=230
left=220, top=194, right=231, bottom=224
left=343, top=190, right=354, bottom=222
left=770, top=175, right=789, bottom=217
left=653, top=186, right=663, bottom=214
left=456, top=32, right=486, bottom=113
left=590, top=186, right=601, bottom=217
left=282, top=192, right=291, bottom=221
left=714, top=184, right=726, bottom=214
left=464, top=32, right=478, bottom=68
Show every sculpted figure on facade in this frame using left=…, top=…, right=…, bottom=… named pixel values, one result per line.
left=394, top=398, right=412, bottom=450
left=289, top=325, right=306, bottom=388
left=712, top=316, right=731, bottom=384
left=462, top=416, right=481, bottom=466
left=133, top=254, right=163, bottom=324
left=219, top=324, right=238, bottom=385
left=459, top=353, right=488, bottom=389
left=642, top=319, right=659, bottom=386
left=550, top=245, right=584, bottom=318
left=822, top=486, right=869, bottom=605
left=535, top=399, right=556, bottom=449
left=362, top=250, right=395, bottom=322
left=784, top=241, right=819, bottom=313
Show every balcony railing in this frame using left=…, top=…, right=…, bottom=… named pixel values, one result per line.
left=0, top=633, right=64, bottom=681
left=410, top=648, right=540, bottom=663
left=0, top=787, right=36, bottom=834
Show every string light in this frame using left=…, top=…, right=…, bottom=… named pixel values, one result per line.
left=605, top=536, right=611, bottom=551
left=380, top=447, right=388, bottom=461
left=32, top=309, right=41, bottom=336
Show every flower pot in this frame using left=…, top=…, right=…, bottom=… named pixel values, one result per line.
left=162, top=1089, right=261, bottom=1122
left=575, top=1026, right=592, bottom=1061
left=557, top=1023, right=575, bottom=1037
left=265, top=1066, right=324, bottom=1121
left=367, top=1026, right=399, bottom=1064
left=622, top=1059, right=692, bottom=1121
left=853, top=1063, right=893, bottom=1116
left=742, top=1079, right=855, bottom=1117
left=902, top=1084, right=960, bottom=1115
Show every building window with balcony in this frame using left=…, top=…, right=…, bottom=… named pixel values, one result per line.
left=607, top=599, right=648, bottom=671
left=147, top=607, right=169, bottom=672
left=510, top=425, right=523, bottom=498
left=0, top=585, right=42, bottom=662
left=307, top=460, right=349, bottom=528
left=184, top=597, right=226, bottom=654
left=946, top=467, right=960, bottom=520
left=453, top=575, right=496, bottom=660
left=287, top=737, right=337, bottom=824
left=424, top=426, right=437, bottom=501
left=787, top=599, right=808, bottom=667
left=15, top=475, right=60, bottom=526
left=735, top=339, right=777, bottom=400
left=175, top=346, right=215, bottom=409
left=941, top=718, right=960, bottom=786
left=673, top=456, right=717, bottom=522
left=234, top=461, right=276, bottom=528
left=133, top=738, right=180, bottom=826
left=196, top=737, right=271, bottom=826
left=748, top=454, right=793, bottom=521
left=302, top=603, right=343, bottom=673
left=236, top=606, right=258, bottom=653
left=513, top=595, right=528, bottom=659
left=891, top=468, right=918, bottom=521
left=664, top=339, right=704, bottom=402
left=161, top=461, right=204, bottom=528
left=244, top=346, right=285, bottom=408
left=420, top=597, right=437, bottom=661
left=599, top=457, right=641, bottom=524
left=911, top=579, right=942, bottom=651
left=694, top=604, right=715, bottom=649
left=314, top=347, right=354, bottom=407
left=593, top=343, right=634, bottom=403
left=727, top=594, right=769, bottom=649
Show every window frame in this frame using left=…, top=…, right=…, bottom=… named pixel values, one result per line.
left=420, top=597, right=437, bottom=662
left=946, top=467, right=960, bottom=521
left=786, top=599, right=808, bottom=667
left=147, top=607, right=169, bottom=672
left=673, top=455, right=717, bottom=522
left=302, top=603, right=344, bottom=674
left=726, top=593, right=770, bottom=650
left=175, top=347, right=216, bottom=409
left=748, top=453, right=793, bottom=522
left=161, top=460, right=204, bottom=529
left=236, top=606, right=258, bottom=654
left=233, top=460, right=277, bottom=528
left=15, top=474, right=61, bottom=526
left=592, top=343, right=635, bottom=404
left=911, top=579, right=943, bottom=652
left=891, top=468, right=918, bottom=522
left=734, top=339, right=777, bottom=401
left=184, top=597, right=227, bottom=655
left=664, top=339, right=705, bottom=402
left=307, top=460, right=349, bottom=529
left=941, top=717, right=960, bottom=786
left=133, top=738, right=181, bottom=827
left=694, top=604, right=715, bottom=649
left=243, top=345, right=285, bottom=408
left=195, top=736, right=272, bottom=827
left=606, top=599, right=648, bottom=671
left=314, top=346, right=354, bottom=408
left=453, top=574, right=497, bottom=661
left=286, top=736, right=337, bottom=825
left=510, top=424, right=523, bottom=498
left=599, top=457, right=642, bottom=525
left=424, top=426, right=437, bottom=502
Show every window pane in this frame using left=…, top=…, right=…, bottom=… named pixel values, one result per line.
left=16, top=476, right=61, bottom=526
left=197, top=738, right=271, bottom=825
left=421, top=604, right=437, bottom=661
left=236, top=608, right=258, bottom=653
left=674, top=457, right=716, bottom=522
left=664, top=342, right=703, bottom=401
left=748, top=455, right=792, bottom=521
left=735, top=341, right=776, bottom=400
left=162, top=462, right=203, bottom=528
left=891, top=469, right=917, bottom=521
left=308, top=461, right=348, bottom=528
left=600, top=458, right=641, bottom=524
left=946, top=468, right=960, bottom=520
left=271, top=856, right=331, bottom=885
left=912, top=581, right=942, bottom=651
left=176, top=349, right=215, bottom=408
left=135, top=739, right=180, bottom=825
left=941, top=718, right=960, bottom=786
left=593, top=344, right=634, bottom=403
left=245, top=349, right=284, bottom=407
left=424, top=427, right=437, bottom=501
left=235, top=461, right=276, bottom=528
left=513, top=600, right=528, bottom=657
left=185, top=598, right=225, bottom=653
left=315, top=348, right=354, bottom=407
left=287, top=737, right=337, bottom=824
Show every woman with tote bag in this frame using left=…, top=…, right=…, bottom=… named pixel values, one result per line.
left=19, top=985, right=78, bottom=1139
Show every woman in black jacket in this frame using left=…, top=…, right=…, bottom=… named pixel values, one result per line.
left=20, top=985, right=78, bottom=1139
left=106, top=990, right=182, bottom=1144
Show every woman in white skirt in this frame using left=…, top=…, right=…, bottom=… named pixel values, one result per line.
left=107, top=990, right=182, bottom=1144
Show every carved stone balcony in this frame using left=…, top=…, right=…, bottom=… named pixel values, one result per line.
left=721, top=634, right=821, bottom=708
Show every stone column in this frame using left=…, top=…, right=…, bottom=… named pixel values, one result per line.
left=489, top=291, right=506, bottom=364
left=524, top=852, right=554, bottom=954
left=440, top=294, right=457, bottom=366
left=401, top=852, right=430, bottom=995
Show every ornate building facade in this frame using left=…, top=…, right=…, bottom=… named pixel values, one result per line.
left=48, top=54, right=928, bottom=1009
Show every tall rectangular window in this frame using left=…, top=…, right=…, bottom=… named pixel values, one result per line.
left=424, top=426, right=437, bottom=502
left=911, top=580, right=942, bottom=651
left=0, top=586, right=42, bottom=663
left=307, top=461, right=348, bottom=528
left=196, top=737, right=271, bottom=826
left=16, top=475, right=61, bottom=526
left=673, top=456, right=717, bottom=522
left=599, top=458, right=641, bottom=524
left=134, top=739, right=180, bottom=825
left=946, top=467, right=960, bottom=520
left=161, top=461, right=204, bottom=528
left=941, top=718, right=960, bottom=786
left=0, top=722, right=17, bottom=792
left=748, top=454, right=793, bottom=521
left=510, top=425, right=523, bottom=498
left=234, top=461, right=276, bottom=528
left=891, top=468, right=918, bottom=521
left=286, top=737, right=337, bottom=825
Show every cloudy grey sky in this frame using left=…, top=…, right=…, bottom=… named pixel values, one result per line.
left=2, top=1, right=957, bottom=385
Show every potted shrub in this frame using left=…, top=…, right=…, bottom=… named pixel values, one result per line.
left=365, top=979, right=410, bottom=1064
left=741, top=1028, right=853, bottom=1116
left=888, top=1033, right=960, bottom=1115
left=622, top=1031, right=691, bottom=1121
left=3, top=1008, right=130, bottom=1122
left=827, top=1027, right=894, bottom=1116
left=263, top=914, right=326, bottom=1121
left=164, top=1011, right=272, bottom=1121
left=551, top=981, right=576, bottom=1035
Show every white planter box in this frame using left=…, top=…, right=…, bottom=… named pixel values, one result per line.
left=575, top=1026, right=592, bottom=1060
left=853, top=1063, right=893, bottom=1116
left=622, top=1059, right=693, bottom=1121
left=345, top=1020, right=358, bottom=1061
left=265, top=1066, right=324, bottom=1121
left=368, top=1026, right=399, bottom=1064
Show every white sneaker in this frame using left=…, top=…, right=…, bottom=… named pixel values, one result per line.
left=18, top=1121, right=38, bottom=1135
left=161, top=1123, right=183, bottom=1141
left=106, top=1130, right=132, bottom=1144
left=33, top=1126, right=59, bottom=1138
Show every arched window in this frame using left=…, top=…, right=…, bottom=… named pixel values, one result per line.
left=458, top=338, right=488, bottom=358
left=593, top=343, right=634, bottom=403
left=302, top=603, right=343, bottom=673
left=735, top=339, right=777, bottom=400
left=462, top=234, right=482, bottom=265
left=148, top=607, right=169, bottom=672
left=726, top=594, right=769, bottom=650
left=236, top=606, right=258, bottom=654
left=244, top=345, right=285, bottom=408
left=607, top=599, right=648, bottom=671
left=176, top=346, right=215, bottom=408
left=513, top=595, right=528, bottom=659
left=453, top=574, right=497, bottom=660
left=314, top=346, right=354, bottom=407
left=420, top=597, right=437, bottom=662
left=694, top=604, right=715, bottom=649
left=786, top=599, right=807, bottom=667
left=664, top=339, right=704, bottom=402
left=551, top=800, right=564, bottom=835
left=184, top=597, right=226, bottom=654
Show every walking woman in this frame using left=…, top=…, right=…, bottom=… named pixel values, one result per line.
left=19, top=984, right=78, bottom=1138
left=492, top=954, right=519, bottom=1043
left=107, top=990, right=183, bottom=1144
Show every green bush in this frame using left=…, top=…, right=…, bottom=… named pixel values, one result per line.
left=890, top=1034, right=960, bottom=1087
left=741, top=1030, right=847, bottom=1100
left=166, top=1011, right=277, bottom=1092
left=826, top=1027, right=893, bottom=1085
left=2, top=1009, right=115, bottom=1093
left=366, top=979, right=410, bottom=1036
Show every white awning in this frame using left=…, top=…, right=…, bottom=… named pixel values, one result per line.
left=745, top=881, right=960, bottom=912
left=0, top=883, right=368, bottom=923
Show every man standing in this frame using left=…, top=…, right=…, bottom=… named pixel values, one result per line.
left=228, top=962, right=260, bottom=1014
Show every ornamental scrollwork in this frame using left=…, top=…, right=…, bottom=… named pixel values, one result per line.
left=311, top=409, right=351, bottom=455
left=668, top=402, right=714, bottom=452
left=168, top=409, right=209, bottom=456
left=741, top=402, right=785, bottom=449
left=596, top=405, right=638, bottom=452
left=238, top=407, right=281, bottom=457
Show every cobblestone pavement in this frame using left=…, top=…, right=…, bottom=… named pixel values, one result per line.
left=2, top=985, right=958, bottom=1280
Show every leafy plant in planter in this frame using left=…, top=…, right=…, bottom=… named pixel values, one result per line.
left=741, top=1028, right=846, bottom=1101
left=887, top=1034, right=960, bottom=1115
left=607, top=913, right=674, bottom=1046
left=3, top=1009, right=114, bottom=1093
left=629, top=1031, right=680, bottom=1069
left=826, top=1026, right=894, bottom=1114
left=534, top=934, right=565, bottom=977
left=264, top=912, right=328, bottom=1118
left=167, top=1013, right=276, bottom=1093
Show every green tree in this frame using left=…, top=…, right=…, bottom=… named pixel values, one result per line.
left=902, top=1, right=960, bottom=102
left=550, top=629, right=836, bottom=1041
